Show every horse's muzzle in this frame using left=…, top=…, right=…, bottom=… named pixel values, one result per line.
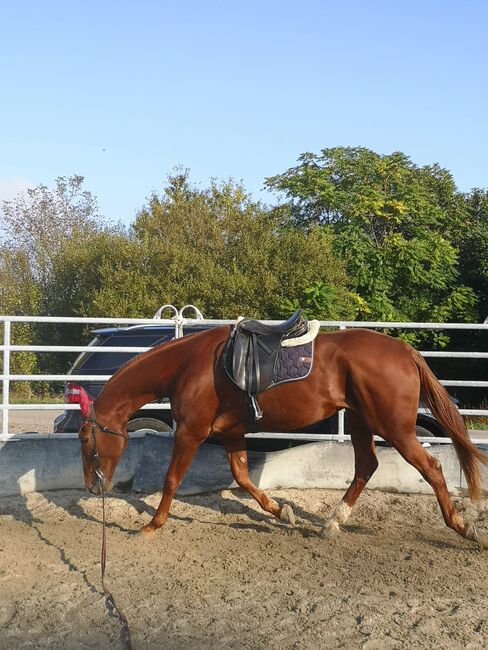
left=88, top=479, right=113, bottom=495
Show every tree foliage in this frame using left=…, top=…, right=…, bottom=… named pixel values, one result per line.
left=1, top=155, right=487, bottom=395
left=457, top=188, right=488, bottom=322
left=128, top=172, right=355, bottom=319
left=1, top=176, right=100, bottom=285
left=266, top=147, right=477, bottom=325
left=0, top=248, right=40, bottom=394
left=0, top=176, right=103, bottom=385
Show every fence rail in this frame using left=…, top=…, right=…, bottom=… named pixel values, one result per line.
left=1, top=313, right=487, bottom=440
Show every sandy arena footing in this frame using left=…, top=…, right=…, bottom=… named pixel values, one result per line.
left=1, top=487, right=487, bottom=649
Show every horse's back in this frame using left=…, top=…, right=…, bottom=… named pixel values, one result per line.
left=315, top=328, right=416, bottom=381
left=317, top=327, right=409, bottom=353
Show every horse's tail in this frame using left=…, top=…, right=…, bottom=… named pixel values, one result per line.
left=410, top=347, right=488, bottom=502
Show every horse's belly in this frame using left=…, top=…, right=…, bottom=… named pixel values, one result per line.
left=258, top=379, right=342, bottom=432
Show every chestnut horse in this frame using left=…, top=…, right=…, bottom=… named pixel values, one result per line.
left=78, top=326, right=487, bottom=543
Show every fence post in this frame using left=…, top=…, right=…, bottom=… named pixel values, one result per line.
left=171, top=316, right=183, bottom=434
left=337, top=324, right=346, bottom=442
left=2, top=320, right=10, bottom=435
left=175, top=317, right=184, bottom=339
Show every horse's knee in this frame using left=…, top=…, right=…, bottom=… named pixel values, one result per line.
left=356, top=454, right=378, bottom=482
left=234, top=475, right=251, bottom=490
left=164, top=475, right=179, bottom=494
left=424, top=453, right=442, bottom=471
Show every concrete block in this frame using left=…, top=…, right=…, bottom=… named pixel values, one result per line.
left=0, top=432, right=480, bottom=499
left=0, top=434, right=145, bottom=496
left=132, top=435, right=236, bottom=493
left=371, top=444, right=462, bottom=495
left=459, top=443, right=488, bottom=496
left=131, top=437, right=464, bottom=497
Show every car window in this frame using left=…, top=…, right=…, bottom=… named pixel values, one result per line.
left=71, top=332, right=174, bottom=374
left=70, top=336, right=104, bottom=372
left=182, top=326, right=214, bottom=336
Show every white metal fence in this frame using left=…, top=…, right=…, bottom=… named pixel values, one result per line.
left=1, top=310, right=488, bottom=442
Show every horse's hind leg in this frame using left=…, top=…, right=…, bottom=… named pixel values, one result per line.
left=139, top=424, right=205, bottom=539
left=322, top=415, right=378, bottom=537
left=388, top=433, right=477, bottom=541
left=224, top=436, right=295, bottom=525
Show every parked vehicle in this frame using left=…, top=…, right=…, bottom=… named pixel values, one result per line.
left=54, top=308, right=454, bottom=448
left=53, top=321, right=210, bottom=434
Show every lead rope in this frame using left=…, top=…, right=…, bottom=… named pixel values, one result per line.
left=97, top=473, right=133, bottom=650
left=88, top=415, right=133, bottom=648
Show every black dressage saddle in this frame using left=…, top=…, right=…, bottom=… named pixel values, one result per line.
left=223, top=310, right=309, bottom=422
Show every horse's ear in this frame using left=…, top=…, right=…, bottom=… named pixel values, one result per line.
left=78, top=387, right=93, bottom=418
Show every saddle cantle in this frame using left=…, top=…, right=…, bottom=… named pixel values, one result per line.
left=223, top=310, right=317, bottom=425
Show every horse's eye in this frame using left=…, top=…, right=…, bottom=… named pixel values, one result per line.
left=80, top=438, right=89, bottom=445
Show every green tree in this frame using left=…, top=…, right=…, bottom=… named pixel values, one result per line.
left=0, top=248, right=41, bottom=397
left=1, top=175, right=100, bottom=285
left=266, top=147, right=477, bottom=326
left=130, top=171, right=356, bottom=319
left=457, top=189, right=488, bottom=322
left=0, top=176, right=105, bottom=386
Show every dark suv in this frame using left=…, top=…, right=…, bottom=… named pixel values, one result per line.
left=53, top=322, right=212, bottom=434
left=54, top=318, right=452, bottom=445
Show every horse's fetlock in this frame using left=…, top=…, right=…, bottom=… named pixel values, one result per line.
left=332, top=501, right=352, bottom=525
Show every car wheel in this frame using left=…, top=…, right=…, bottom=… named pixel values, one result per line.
left=127, top=417, right=172, bottom=433
left=415, top=425, right=436, bottom=437
left=415, top=425, right=449, bottom=438
left=415, top=425, right=435, bottom=438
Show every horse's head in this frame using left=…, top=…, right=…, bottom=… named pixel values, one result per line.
left=77, top=388, right=128, bottom=494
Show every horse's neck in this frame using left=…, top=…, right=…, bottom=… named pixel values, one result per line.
left=94, top=340, right=186, bottom=425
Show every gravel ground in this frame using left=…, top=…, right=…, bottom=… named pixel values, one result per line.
left=3, top=409, right=64, bottom=434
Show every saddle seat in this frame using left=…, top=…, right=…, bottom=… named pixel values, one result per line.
left=238, top=310, right=306, bottom=336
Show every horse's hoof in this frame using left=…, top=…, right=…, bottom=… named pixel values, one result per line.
left=137, top=524, right=157, bottom=540
left=279, top=504, right=296, bottom=526
left=468, top=527, right=488, bottom=549
left=320, top=521, right=340, bottom=538
left=465, top=523, right=479, bottom=542
left=476, top=534, right=488, bottom=549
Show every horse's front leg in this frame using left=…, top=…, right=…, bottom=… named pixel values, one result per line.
left=138, top=424, right=205, bottom=539
left=224, top=436, right=295, bottom=525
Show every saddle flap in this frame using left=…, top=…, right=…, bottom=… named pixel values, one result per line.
left=231, top=331, right=251, bottom=391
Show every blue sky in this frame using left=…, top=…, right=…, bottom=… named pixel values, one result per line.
left=1, top=1, right=487, bottom=224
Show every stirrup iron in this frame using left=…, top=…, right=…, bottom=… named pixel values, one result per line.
left=250, top=395, right=263, bottom=420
